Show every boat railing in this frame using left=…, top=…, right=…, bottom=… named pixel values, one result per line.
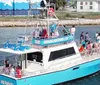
left=32, top=34, right=74, bottom=47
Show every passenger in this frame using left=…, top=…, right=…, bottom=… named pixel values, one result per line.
left=95, top=32, right=98, bottom=42
left=85, top=32, right=90, bottom=44
left=79, top=44, right=85, bottom=53
left=80, top=32, right=85, bottom=44
left=96, top=33, right=100, bottom=43
left=39, top=28, right=43, bottom=39
left=81, top=39, right=86, bottom=48
left=54, top=29, right=59, bottom=37
left=15, top=65, right=22, bottom=78
left=5, top=60, right=9, bottom=67
left=70, top=25, right=76, bottom=38
left=2, top=60, right=10, bottom=75
left=9, top=65, right=15, bottom=77
left=92, top=42, right=98, bottom=53
left=34, top=29, right=40, bottom=38
left=42, top=28, right=48, bottom=38
left=86, top=41, right=92, bottom=55
left=2, top=66, right=10, bottom=75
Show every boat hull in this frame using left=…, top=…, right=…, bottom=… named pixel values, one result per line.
left=0, top=59, right=100, bottom=85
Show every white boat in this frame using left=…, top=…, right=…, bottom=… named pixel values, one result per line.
left=0, top=4, right=100, bottom=85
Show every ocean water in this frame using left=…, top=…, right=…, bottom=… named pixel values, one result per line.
left=0, top=25, right=100, bottom=85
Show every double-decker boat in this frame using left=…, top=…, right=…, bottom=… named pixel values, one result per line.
left=0, top=4, right=100, bottom=85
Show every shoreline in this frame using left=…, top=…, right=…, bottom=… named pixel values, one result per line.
left=0, top=19, right=100, bottom=27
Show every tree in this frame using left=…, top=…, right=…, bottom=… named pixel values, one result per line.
left=46, top=0, right=67, bottom=10
left=55, top=0, right=67, bottom=10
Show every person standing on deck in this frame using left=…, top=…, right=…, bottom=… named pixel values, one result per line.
left=80, top=32, right=85, bottom=44
left=85, top=32, right=90, bottom=44
left=96, top=33, right=100, bottom=43
left=70, top=25, right=76, bottom=38
left=95, top=32, right=98, bottom=42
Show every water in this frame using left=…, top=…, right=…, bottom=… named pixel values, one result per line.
left=0, top=25, right=100, bottom=85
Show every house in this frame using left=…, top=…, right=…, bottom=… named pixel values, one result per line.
left=76, top=0, right=100, bottom=12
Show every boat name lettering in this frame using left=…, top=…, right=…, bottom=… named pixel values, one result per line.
left=35, top=40, right=40, bottom=44
left=44, top=37, right=69, bottom=44
left=1, top=80, right=13, bottom=85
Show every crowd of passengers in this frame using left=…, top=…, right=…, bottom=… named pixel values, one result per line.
left=79, top=32, right=100, bottom=55
left=2, top=60, right=22, bottom=78
left=32, top=25, right=76, bottom=39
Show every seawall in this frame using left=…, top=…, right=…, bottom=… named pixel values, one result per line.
left=0, top=19, right=100, bottom=27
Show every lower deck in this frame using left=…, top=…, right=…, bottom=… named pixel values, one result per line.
left=0, top=48, right=100, bottom=79
left=24, top=49, right=100, bottom=77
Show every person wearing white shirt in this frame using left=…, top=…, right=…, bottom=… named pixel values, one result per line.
left=70, top=25, right=76, bottom=38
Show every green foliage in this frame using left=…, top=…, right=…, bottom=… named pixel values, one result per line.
left=56, top=0, right=67, bottom=10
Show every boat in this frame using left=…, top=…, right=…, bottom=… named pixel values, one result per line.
left=0, top=2, right=100, bottom=85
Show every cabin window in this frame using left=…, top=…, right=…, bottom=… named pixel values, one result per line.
left=80, top=6, right=83, bottom=9
left=49, top=47, right=76, bottom=61
left=89, top=6, right=93, bottom=9
left=80, top=2, right=83, bottom=5
left=90, top=2, right=93, bottom=5
left=85, top=2, right=87, bottom=5
left=27, top=52, right=43, bottom=63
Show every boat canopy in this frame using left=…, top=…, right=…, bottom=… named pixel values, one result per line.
left=0, top=48, right=40, bottom=55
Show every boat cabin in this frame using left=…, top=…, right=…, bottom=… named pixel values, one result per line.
left=0, top=40, right=80, bottom=78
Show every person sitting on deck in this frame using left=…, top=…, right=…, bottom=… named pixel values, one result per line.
left=81, top=39, right=86, bottom=48
left=86, top=41, right=92, bottom=55
left=2, top=60, right=10, bottom=75
left=9, top=64, right=15, bottom=77
left=80, top=32, right=85, bottom=44
left=92, top=42, right=99, bottom=53
left=15, top=65, right=22, bottom=78
left=79, top=44, right=85, bottom=53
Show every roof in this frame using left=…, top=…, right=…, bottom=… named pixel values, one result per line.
left=0, top=48, right=40, bottom=55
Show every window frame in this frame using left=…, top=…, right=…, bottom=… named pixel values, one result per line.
left=49, top=47, right=76, bottom=61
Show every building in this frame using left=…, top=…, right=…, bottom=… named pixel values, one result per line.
left=77, top=0, right=100, bottom=12
left=0, top=0, right=46, bottom=15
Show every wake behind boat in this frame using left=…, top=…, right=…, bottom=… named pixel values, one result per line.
left=0, top=2, right=100, bottom=85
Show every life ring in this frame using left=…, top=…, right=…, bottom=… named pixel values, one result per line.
left=48, top=8, right=54, bottom=16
